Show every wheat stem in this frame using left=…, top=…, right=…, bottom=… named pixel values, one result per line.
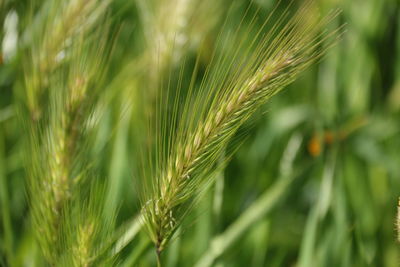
left=156, top=249, right=162, bottom=267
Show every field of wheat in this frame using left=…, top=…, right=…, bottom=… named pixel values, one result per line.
left=0, top=0, right=399, bottom=266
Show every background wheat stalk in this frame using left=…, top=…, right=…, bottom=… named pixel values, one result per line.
left=27, top=43, right=110, bottom=265
left=23, top=1, right=113, bottom=264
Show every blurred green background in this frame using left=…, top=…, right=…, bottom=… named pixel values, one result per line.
left=0, top=0, right=400, bottom=266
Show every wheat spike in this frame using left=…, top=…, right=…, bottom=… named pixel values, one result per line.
left=141, top=1, right=342, bottom=254
left=25, top=2, right=112, bottom=263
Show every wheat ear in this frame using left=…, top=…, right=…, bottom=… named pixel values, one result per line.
left=130, top=0, right=222, bottom=131
left=23, top=0, right=110, bottom=121
left=25, top=8, right=112, bottom=263
left=141, top=1, right=342, bottom=255
left=54, top=182, right=117, bottom=267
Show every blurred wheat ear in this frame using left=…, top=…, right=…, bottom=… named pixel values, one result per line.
left=22, top=0, right=110, bottom=121
left=139, top=0, right=343, bottom=263
left=21, top=0, right=116, bottom=265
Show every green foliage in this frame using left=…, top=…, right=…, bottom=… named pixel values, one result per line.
left=0, top=0, right=399, bottom=266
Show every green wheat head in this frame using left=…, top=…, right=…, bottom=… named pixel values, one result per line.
left=21, top=0, right=116, bottom=265
left=139, top=0, right=342, bottom=256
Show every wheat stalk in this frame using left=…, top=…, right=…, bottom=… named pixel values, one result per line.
left=141, top=1, right=342, bottom=256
